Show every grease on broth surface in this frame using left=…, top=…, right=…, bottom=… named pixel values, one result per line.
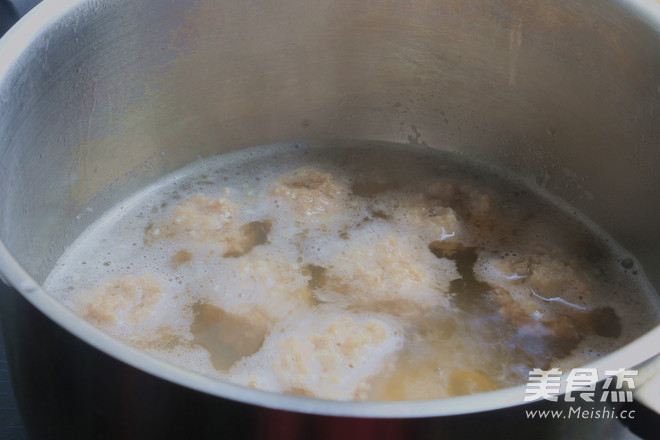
left=44, top=142, right=660, bottom=401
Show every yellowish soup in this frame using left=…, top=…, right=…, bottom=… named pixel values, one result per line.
left=44, top=142, right=660, bottom=401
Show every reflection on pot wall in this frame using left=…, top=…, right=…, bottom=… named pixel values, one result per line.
left=2, top=0, right=660, bottom=286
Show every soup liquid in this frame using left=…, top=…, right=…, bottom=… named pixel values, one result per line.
left=44, top=142, right=660, bottom=401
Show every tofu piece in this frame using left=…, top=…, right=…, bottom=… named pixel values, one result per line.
left=82, top=273, right=164, bottom=327
left=226, top=308, right=404, bottom=400
left=270, top=168, right=347, bottom=220
left=323, top=235, right=456, bottom=314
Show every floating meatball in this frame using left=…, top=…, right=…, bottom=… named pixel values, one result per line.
left=146, top=194, right=239, bottom=242
left=270, top=167, right=347, bottom=220
left=80, top=274, right=204, bottom=366
left=477, top=251, right=591, bottom=322
left=476, top=250, right=621, bottom=368
left=405, top=205, right=460, bottom=242
left=226, top=308, right=404, bottom=400
left=200, top=247, right=314, bottom=327
left=77, top=273, right=192, bottom=348
left=322, top=234, right=457, bottom=314
left=424, top=181, right=494, bottom=232
left=82, top=273, right=164, bottom=328
left=481, top=251, right=592, bottom=320
left=146, top=194, right=271, bottom=259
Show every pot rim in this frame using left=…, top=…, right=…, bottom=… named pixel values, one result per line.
left=1, top=0, right=660, bottom=419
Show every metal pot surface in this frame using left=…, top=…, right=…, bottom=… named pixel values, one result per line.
left=1, top=0, right=660, bottom=438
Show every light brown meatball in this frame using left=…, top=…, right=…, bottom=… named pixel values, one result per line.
left=323, top=235, right=457, bottom=314
left=270, top=167, right=347, bottom=220
left=82, top=273, right=164, bottom=327
left=226, top=308, right=404, bottom=400
left=200, top=247, right=314, bottom=326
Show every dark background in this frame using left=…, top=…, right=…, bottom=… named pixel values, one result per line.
left=1, top=2, right=42, bottom=438
left=0, top=299, right=26, bottom=440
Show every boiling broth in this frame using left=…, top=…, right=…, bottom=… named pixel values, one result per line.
left=44, top=141, right=660, bottom=401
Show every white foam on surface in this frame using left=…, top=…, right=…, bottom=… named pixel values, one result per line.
left=42, top=141, right=660, bottom=400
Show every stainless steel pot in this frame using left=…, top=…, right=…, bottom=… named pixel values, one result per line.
left=1, top=0, right=660, bottom=438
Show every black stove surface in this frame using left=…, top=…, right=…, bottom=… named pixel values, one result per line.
left=0, top=284, right=27, bottom=439
left=1, top=1, right=36, bottom=437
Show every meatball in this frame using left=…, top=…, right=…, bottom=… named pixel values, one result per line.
left=474, top=250, right=616, bottom=366
left=146, top=194, right=271, bottom=258
left=322, top=234, right=457, bottom=314
left=226, top=308, right=404, bottom=400
left=405, top=205, right=460, bottom=242
left=424, top=180, right=495, bottom=233
left=200, top=247, right=314, bottom=326
left=270, top=168, right=347, bottom=220
left=146, top=194, right=239, bottom=242
left=82, top=273, right=164, bottom=328
left=480, top=251, right=592, bottom=325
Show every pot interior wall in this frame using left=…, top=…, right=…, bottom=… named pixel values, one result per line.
left=1, top=0, right=660, bottom=293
